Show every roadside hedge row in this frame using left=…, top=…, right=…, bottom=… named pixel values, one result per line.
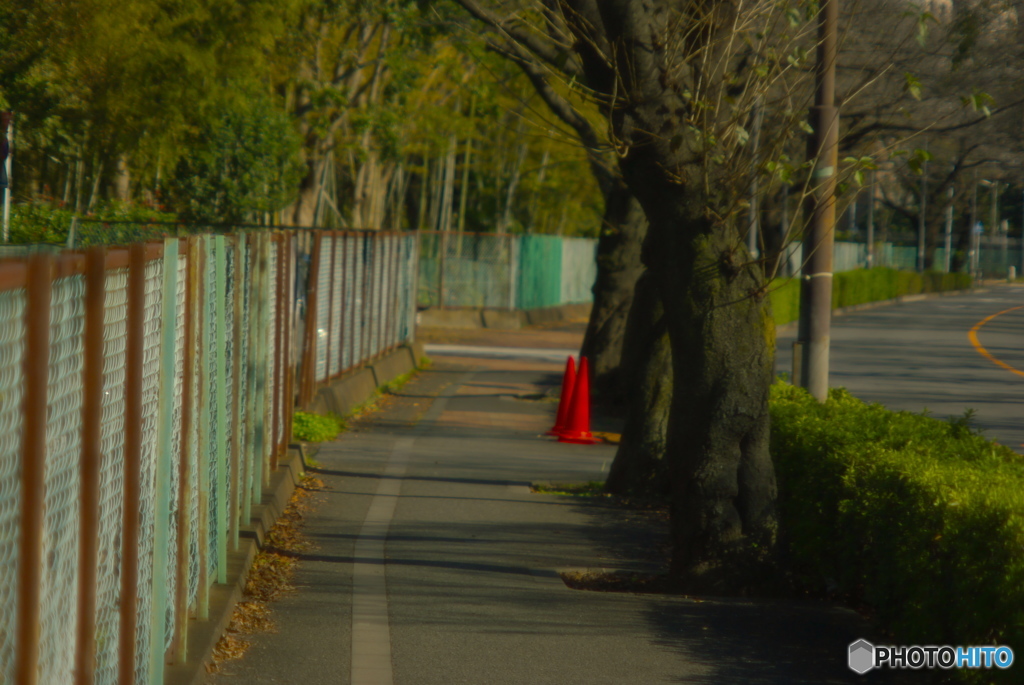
left=771, top=384, right=1024, bottom=682
left=769, top=268, right=974, bottom=327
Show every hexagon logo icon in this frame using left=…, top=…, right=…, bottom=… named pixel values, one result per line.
left=849, top=639, right=875, bottom=674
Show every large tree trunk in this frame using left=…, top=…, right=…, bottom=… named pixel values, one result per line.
left=646, top=215, right=778, bottom=590
left=566, top=0, right=780, bottom=590
left=580, top=182, right=648, bottom=398
left=604, top=270, right=671, bottom=497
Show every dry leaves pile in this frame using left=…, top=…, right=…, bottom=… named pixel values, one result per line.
left=208, top=475, right=326, bottom=671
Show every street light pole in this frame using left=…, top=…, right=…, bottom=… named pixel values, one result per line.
left=943, top=186, right=953, bottom=273
left=918, top=150, right=927, bottom=272
left=970, top=174, right=978, bottom=277
left=797, top=0, right=839, bottom=402
left=866, top=169, right=875, bottom=268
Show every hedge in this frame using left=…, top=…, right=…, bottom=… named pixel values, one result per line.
left=769, top=268, right=974, bottom=327
left=771, top=384, right=1024, bottom=682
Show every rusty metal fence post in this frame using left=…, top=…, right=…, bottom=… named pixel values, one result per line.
left=76, top=247, right=105, bottom=685
left=17, top=254, right=51, bottom=685
left=118, top=244, right=147, bottom=684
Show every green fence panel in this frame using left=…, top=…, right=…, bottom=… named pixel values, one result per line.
left=517, top=235, right=563, bottom=310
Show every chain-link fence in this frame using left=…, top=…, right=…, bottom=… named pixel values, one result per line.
left=0, top=227, right=418, bottom=684
left=301, top=231, right=418, bottom=391
left=418, top=231, right=596, bottom=310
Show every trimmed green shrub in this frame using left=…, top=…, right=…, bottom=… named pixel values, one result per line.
left=770, top=268, right=973, bottom=327
left=292, top=411, right=346, bottom=443
left=771, top=384, right=1024, bottom=681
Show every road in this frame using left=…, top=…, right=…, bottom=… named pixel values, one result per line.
left=776, top=284, right=1024, bottom=452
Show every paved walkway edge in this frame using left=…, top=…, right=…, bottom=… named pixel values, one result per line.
left=166, top=343, right=428, bottom=685
left=165, top=450, right=306, bottom=685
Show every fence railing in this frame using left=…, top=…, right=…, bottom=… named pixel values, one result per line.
left=777, top=240, right=1022, bottom=277
left=417, top=231, right=598, bottom=310
left=0, top=228, right=416, bottom=685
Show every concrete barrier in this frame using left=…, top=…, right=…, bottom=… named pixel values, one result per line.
left=308, top=343, right=422, bottom=416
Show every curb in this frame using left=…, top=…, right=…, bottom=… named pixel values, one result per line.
left=164, top=450, right=305, bottom=685
left=165, top=341, right=425, bottom=685
left=308, top=343, right=424, bottom=416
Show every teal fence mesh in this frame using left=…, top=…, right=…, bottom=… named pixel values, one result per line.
left=0, top=289, right=23, bottom=685
left=417, top=232, right=592, bottom=310
left=0, top=227, right=417, bottom=685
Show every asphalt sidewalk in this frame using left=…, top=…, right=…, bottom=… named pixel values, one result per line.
left=203, top=341, right=901, bottom=685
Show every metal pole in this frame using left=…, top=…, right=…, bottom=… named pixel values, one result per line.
left=439, top=231, right=447, bottom=310
left=1020, top=188, right=1024, bottom=279
left=195, top=237, right=210, bottom=620
left=991, top=183, right=1000, bottom=276
left=3, top=114, right=13, bottom=243
left=230, top=237, right=243, bottom=551
left=918, top=152, right=927, bottom=272
left=18, top=253, right=51, bottom=685
left=213, top=235, right=228, bottom=583
left=798, top=0, right=839, bottom=402
left=272, top=234, right=285, bottom=470
left=174, top=237, right=198, bottom=661
left=77, top=247, right=106, bottom=685
left=149, top=238, right=179, bottom=685
left=866, top=170, right=875, bottom=268
left=944, top=186, right=954, bottom=273
left=119, top=244, right=147, bottom=684
left=781, top=184, right=791, bottom=276
left=970, top=174, right=979, bottom=277
left=747, top=99, right=764, bottom=260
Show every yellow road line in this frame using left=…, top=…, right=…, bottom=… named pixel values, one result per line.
left=968, top=305, right=1024, bottom=378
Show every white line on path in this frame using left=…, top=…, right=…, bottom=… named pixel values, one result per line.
left=349, top=374, right=469, bottom=685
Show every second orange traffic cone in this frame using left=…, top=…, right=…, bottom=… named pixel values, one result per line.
left=558, top=356, right=598, bottom=445
left=547, top=356, right=576, bottom=436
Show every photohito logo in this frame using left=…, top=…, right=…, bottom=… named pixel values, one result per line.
left=848, top=640, right=1014, bottom=673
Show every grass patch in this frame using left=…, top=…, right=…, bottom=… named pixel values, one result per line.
left=291, top=411, right=345, bottom=443
left=531, top=481, right=608, bottom=497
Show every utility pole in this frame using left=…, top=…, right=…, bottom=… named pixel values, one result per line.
left=943, top=186, right=953, bottom=273
left=781, top=184, right=790, bottom=275
left=866, top=169, right=875, bottom=268
left=747, top=98, right=764, bottom=260
left=991, top=182, right=1000, bottom=276
left=917, top=149, right=928, bottom=272
left=797, top=0, right=838, bottom=402
left=1020, top=187, right=1024, bottom=279
left=970, top=173, right=978, bottom=277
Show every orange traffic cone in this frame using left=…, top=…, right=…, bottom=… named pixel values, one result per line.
left=547, top=356, right=577, bottom=436
left=558, top=356, right=599, bottom=444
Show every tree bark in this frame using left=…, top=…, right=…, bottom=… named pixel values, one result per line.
left=581, top=181, right=648, bottom=398
left=605, top=270, right=671, bottom=497
left=564, top=0, right=779, bottom=590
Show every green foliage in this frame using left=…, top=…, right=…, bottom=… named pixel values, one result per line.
left=291, top=411, right=346, bottom=443
left=166, top=98, right=304, bottom=223
left=8, top=199, right=175, bottom=245
left=770, top=268, right=973, bottom=327
left=771, top=384, right=1024, bottom=680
